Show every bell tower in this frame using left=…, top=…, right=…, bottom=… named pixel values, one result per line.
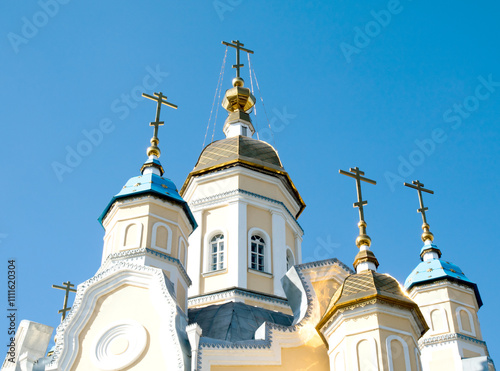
left=181, top=40, right=305, bottom=314
left=403, top=180, right=495, bottom=371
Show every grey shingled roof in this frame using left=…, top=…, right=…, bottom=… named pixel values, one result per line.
left=188, top=302, right=293, bottom=342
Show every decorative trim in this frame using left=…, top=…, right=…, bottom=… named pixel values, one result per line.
left=352, top=337, right=379, bottom=371
left=248, top=227, right=272, bottom=274
left=151, top=222, right=173, bottom=254
left=420, top=332, right=487, bottom=348
left=90, top=319, right=147, bottom=370
left=47, top=261, right=186, bottom=370
left=247, top=268, right=273, bottom=278
left=386, top=335, right=411, bottom=371
left=201, top=268, right=228, bottom=278
left=103, top=247, right=192, bottom=286
left=188, top=287, right=289, bottom=308
left=121, top=222, right=143, bottom=249
left=189, top=188, right=304, bottom=233
left=456, top=306, right=476, bottom=336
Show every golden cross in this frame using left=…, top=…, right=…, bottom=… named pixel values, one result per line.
left=404, top=180, right=434, bottom=225
left=339, top=167, right=377, bottom=223
left=52, top=281, right=77, bottom=322
left=222, top=40, right=254, bottom=78
left=142, top=92, right=178, bottom=140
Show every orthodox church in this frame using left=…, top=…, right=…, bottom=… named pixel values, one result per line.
left=2, top=41, right=495, bottom=371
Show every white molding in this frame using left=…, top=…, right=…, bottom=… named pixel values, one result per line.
left=352, top=337, right=379, bottom=371
left=248, top=227, right=272, bottom=274
left=151, top=222, right=173, bottom=254
left=386, top=335, right=411, bottom=371
left=286, top=246, right=295, bottom=271
left=427, top=306, right=450, bottom=335
left=121, top=222, right=143, bottom=249
left=415, top=347, right=422, bottom=371
left=46, top=263, right=187, bottom=371
left=183, top=166, right=301, bottom=215
left=90, top=319, right=147, bottom=370
left=188, top=188, right=303, bottom=242
left=102, top=196, right=193, bottom=240
left=247, top=267, right=273, bottom=278
left=456, top=306, right=476, bottom=336
left=203, top=228, right=228, bottom=273
left=178, top=236, right=187, bottom=267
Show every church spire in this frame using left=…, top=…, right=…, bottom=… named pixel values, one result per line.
left=220, top=39, right=256, bottom=138
left=339, top=167, right=379, bottom=272
left=404, top=179, right=442, bottom=260
left=140, top=91, right=177, bottom=176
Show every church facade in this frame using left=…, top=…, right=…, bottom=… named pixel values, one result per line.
left=2, top=43, right=495, bottom=371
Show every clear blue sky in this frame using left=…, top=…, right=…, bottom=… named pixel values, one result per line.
left=1, top=0, right=499, bottom=360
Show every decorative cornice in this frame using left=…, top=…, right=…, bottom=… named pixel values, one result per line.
left=188, top=287, right=289, bottom=308
left=189, top=188, right=304, bottom=233
left=102, top=247, right=192, bottom=286
left=410, top=278, right=474, bottom=293
left=420, top=332, right=488, bottom=348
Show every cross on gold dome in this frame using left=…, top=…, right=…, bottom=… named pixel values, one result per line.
left=339, top=167, right=376, bottom=223
left=222, top=40, right=254, bottom=78
left=142, top=92, right=178, bottom=158
left=52, top=281, right=77, bottom=322
left=404, top=180, right=435, bottom=242
left=339, top=167, right=377, bottom=248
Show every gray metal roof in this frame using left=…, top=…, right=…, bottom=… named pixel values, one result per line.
left=188, top=302, right=293, bottom=342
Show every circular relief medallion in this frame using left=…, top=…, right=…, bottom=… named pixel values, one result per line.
left=90, top=320, right=147, bottom=370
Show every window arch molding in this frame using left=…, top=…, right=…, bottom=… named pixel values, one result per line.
left=385, top=335, right=411, bottom=371
left=121, top=222, right=143, bottom=249
left=426, top=305, right=449, bottom=334
left=151, top=222, right=173, bottom=254
left=351, top=337, right=378, bottom=371
left=178, top=236, right=187, bottom=267
left=247, top=227, right=272, bottom=273
left=286, top=246, right=295, bottom=271
left=456, top=306, right=476, bottom=336
left=204, top=229, right=228, bottom=273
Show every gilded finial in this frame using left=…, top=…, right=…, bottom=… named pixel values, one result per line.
left=339, top=167, right=379, bottom=271
left=142, top=92, right=178, bottom=158
left=404, top=180, right=434, bottom=242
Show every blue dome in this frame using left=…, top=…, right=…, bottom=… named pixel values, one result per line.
left=98, top=171, right=197, bottom=230
left=405, top=250, right=482, bottom=307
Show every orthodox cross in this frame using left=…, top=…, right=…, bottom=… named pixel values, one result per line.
left=339, top=167, right=377, bottom=223
left=52, top=281, right=77, bottom=322
left=142, top=92, right=178, bottom=140
left=222, top=40, right=254, bottom=78
left=404, top=180, right=434, bottom=225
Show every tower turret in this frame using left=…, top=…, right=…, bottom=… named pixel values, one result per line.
left=181, top=40, right=305, bottom=314
left=317, top=168, right=428, bottom=371
left=404, top=180, right=495, bottom=371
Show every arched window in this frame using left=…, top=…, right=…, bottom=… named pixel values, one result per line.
left=210, top=234, right=224, bottom=271
left=250, top=235, right=265, bottom=271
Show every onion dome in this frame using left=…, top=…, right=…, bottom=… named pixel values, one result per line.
left=318, top=270, right=428, bottom=335
left=404, top=243, right=482, bottom=307
left=98, top=159, right=197, bottom=230
left=180, top=135, right=305, bottom=217
left=99, top=91, right=196, bottom=229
